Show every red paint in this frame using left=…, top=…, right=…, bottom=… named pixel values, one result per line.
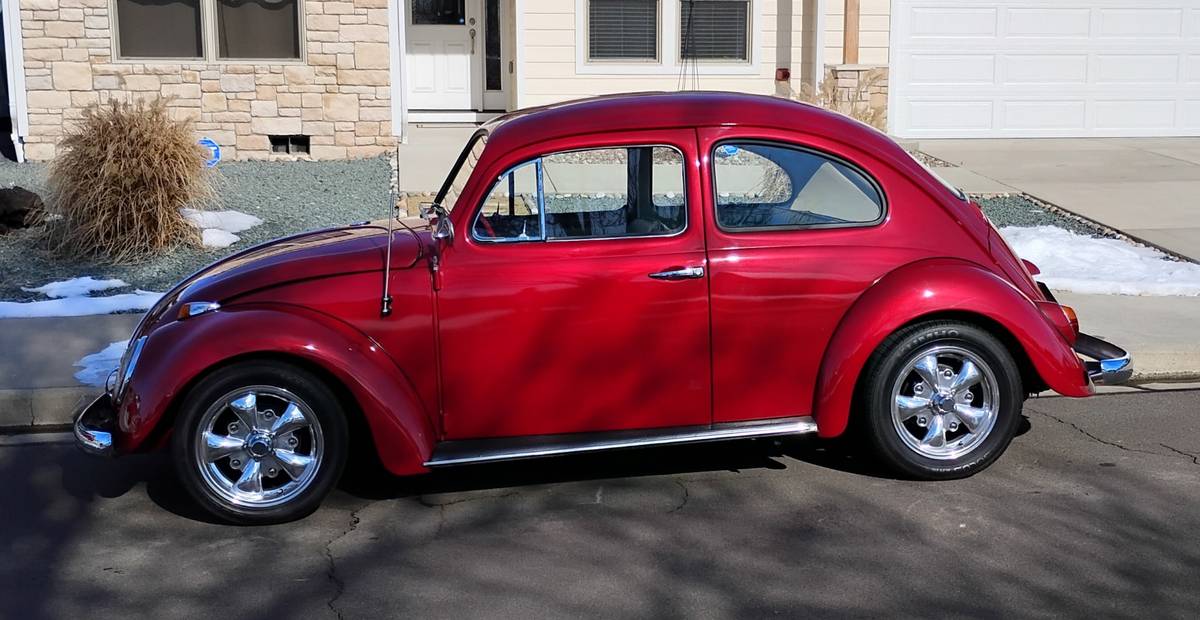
left=109, top=92, right=1094, bottom=475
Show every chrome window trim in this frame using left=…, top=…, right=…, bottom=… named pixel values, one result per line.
left=709, top=139, right=889, bottom=234
left=470, top=143, right=690, bottom=244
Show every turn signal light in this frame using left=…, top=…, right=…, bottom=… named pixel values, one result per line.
left=1061, top=304, right=1079, bottom=335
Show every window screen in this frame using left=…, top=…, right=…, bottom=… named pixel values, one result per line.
left=474, top=146, right=686, bottom=242
left=680, top=0, right=749, bottom=61
left=589, top=0, right=658, bottom=60
left=713, top=143, right=883, bottom=229
left=116, top=0, right=203, bottom=59
left=217, top=0, right=301, bottom=59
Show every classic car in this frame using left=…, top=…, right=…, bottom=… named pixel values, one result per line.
left=73, top=92, right=1132, bottom=524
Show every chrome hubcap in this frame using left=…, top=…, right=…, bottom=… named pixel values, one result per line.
left=890, top=345, right=1000, bottom=460
left=194, top=386, right=323, bottom=508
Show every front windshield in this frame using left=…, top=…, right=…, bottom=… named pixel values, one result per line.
left=432, top=130, right=489, bottom=214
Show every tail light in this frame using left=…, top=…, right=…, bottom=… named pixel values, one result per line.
left=1036, top=301, right=1079, bottom=344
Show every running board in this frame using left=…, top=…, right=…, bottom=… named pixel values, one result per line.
left=424, top=416, right=817, bottom=467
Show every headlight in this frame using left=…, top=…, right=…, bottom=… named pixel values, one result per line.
left=113, top=336, right=147, bottom=400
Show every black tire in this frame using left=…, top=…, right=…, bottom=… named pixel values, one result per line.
left=171, top=360, right=348, bottom=524
left=859, top=320, right=1023, bottom=480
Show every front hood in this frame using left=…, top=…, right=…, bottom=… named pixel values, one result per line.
left=128, top=222, right=426, bottom=335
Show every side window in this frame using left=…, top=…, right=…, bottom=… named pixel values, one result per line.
left=473, top=146, right=686, bottom=242
left=712, top=143, right=884, bottom=230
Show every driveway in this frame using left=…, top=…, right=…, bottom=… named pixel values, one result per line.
left=3, top=388, right=1199, bottom=618
left=919, top=138, right=1200, bottom=261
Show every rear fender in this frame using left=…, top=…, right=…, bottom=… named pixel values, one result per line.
left=120, top=304, right=434, bottom=475
left=813, top=258, right=1091, bottom=438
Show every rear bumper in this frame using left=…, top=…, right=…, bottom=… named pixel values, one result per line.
left=73, top=393, right=117, bottom=457
left=1075, top=333, right=1133, bottom=386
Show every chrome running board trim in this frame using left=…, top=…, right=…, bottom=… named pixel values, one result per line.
left=425, top=416, right=817, bottom=467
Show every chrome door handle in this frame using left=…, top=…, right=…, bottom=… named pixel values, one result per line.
left=648, top=266, right=705, bottom=280
left=469, top=28, right=476, bottom=53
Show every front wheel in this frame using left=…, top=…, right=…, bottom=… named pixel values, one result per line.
left=860, top=321, right=1023, bottom=480
left=171, top=361, right=348, bottom=524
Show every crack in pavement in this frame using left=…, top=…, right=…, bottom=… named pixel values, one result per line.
left=1160, top=443, right=1200, bottom=466
left=1027, top=406, right=1187, bottom=462
left=324, top=506, right=362, bottom=620
left=669, top=479, right=689, bottom=513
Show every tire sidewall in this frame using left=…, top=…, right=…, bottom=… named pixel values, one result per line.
left=171, top=361, right=348, bottom=524
left=865, top=323, right=1023, bottom=479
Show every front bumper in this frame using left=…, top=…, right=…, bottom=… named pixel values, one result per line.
left=73, top=393, right=117, bottom=457
left=1075, top=332, right=1133, bottom=385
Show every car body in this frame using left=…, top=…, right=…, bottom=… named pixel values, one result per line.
left=74, top=92, right=1131, bottom=523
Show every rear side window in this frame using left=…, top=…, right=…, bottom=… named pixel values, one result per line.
left=474, top=146, right=686, bottom=242
left=712, top=142, right=884, bottom=230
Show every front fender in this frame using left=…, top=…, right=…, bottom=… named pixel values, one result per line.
left=119, top=303, right=434, bottom=475
left=813, top=258, right=1091, bottom=438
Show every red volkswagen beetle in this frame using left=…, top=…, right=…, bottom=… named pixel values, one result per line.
left=74, top=92, right=1131, bottom=524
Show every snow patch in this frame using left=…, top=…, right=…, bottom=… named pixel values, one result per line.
left=0, top=290, right=162, bottom=318
left=1000, top=226, right=1200, bottom=297
left=21, top=276, right=128, bottom=298
left=183, top=208, right=263, bottom=248
left=74, top=340, right=128, bottom=387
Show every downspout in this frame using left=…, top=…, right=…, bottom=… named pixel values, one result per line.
left=388, top=0, right=408, bottom=143
left=3, top=0, right=28, bottom=162
left=810, top=0, right=825, bottom=90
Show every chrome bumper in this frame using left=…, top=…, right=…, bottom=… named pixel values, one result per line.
left=73, top=393, right=117, bottom=457
left=1075, top=333, right=1133, bottom=386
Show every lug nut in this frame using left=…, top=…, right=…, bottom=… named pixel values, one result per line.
left=948, top=421, right=960, bottom=432
left=914, top=384, right=924, bottom=394
left=943, top=369, right=953, bottom=379
left=230, top=459, right=242, bottom=469
left=960, top=391, right=972, bottom=401
left=265, top=411, right=275, bottom=420
left=228, top=423, right=239, bottom=434
left=267, top=467, right=278, bottom=478
left=287, top=437, right=298, bottom=447
left=917, top=416, right=928, bottom=427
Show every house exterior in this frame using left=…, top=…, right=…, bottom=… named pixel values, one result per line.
left=1, top=0, right=1196, bottom=162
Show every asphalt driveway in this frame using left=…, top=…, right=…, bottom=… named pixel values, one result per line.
left=920, top=137, right=1200, bottom=262
left=3, top=389, right=1199, bottom=619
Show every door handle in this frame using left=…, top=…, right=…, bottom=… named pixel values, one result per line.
left=648, top=266, right=705, bottom=280
left=469, top=28, right=476, bottom=54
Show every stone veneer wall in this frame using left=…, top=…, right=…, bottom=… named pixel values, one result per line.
left=825, top=64, right=889, bottom=126
left=18, top=0, right=395, bottom=161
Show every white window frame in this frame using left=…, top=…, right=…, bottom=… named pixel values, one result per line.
left=110, top=0, right=307, bottom=64
left=574, top=0, right=760, bottom=75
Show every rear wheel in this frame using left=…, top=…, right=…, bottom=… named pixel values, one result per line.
left=860, top=321, right=1023, bottom=479
left=171, top=361, right=347, bottom=524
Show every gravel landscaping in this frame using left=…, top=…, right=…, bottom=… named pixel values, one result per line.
left=0, top=157, right=393, bottom=301
left=973, top=193, right=1114, bottom=238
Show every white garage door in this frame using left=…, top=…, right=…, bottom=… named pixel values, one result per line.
left=889, top=1, right=1200, bottom=138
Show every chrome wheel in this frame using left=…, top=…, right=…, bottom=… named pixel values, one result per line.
left=890, top=345, right=1000, bottom=460
left=193, top=386, right=324, bottom=509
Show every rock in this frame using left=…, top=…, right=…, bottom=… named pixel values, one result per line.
left=0, top=186, right=45, bottom=234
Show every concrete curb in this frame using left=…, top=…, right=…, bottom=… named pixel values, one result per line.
left=0, top=386, right=98, bottom=431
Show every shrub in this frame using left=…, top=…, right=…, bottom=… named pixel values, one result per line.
left=794, top=71, right=887, bottom=131
left=44, top=98, right=212, bottom=263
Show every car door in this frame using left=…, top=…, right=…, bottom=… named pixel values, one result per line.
left=436, top=130, right=711, bottom=439
left=698, top=127, right=918, bottom=424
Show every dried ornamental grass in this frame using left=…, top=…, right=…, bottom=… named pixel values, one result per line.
left=44, top=98, right=213, bottom=263
left=795, top=71, right=887, bottom=131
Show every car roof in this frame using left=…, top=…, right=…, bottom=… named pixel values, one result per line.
left=483, top=91, right=887, bottom=153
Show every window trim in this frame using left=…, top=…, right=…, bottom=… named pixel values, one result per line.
left=678, top=0, right=752, bottom=64
left=585, top=0, right=662, bottom=63
left=470, top=143, right=690, bottom=245
left=111, top=0, right=307, bottom=64
left=710, top=139, right=889, bottom=234
left=574, top=0, right=760, bottom=75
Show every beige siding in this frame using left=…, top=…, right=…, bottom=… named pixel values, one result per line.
left=520, top=0, right=825, bottom=108
left=825, top=0, right=891, bottom=66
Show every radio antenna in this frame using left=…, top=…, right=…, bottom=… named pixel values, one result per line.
left=381, top=143, right=398, bottom=317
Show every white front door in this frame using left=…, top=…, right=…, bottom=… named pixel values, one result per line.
left=890, top=0, right=1200, bottom=138
left=405, top=0, right=507, bottom=111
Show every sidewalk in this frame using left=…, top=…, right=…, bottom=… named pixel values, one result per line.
left=1, top=295, right=1196, bottom=431
left=919, top=138, right=1200, bottom=262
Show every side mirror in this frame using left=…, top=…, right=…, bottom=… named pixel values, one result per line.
left=420, top=202, right=454, bottom=243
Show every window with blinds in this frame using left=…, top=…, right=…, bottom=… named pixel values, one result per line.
left=680, top=0, right=750, bottom=61
left=588, top=0, right=659, bottom=60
